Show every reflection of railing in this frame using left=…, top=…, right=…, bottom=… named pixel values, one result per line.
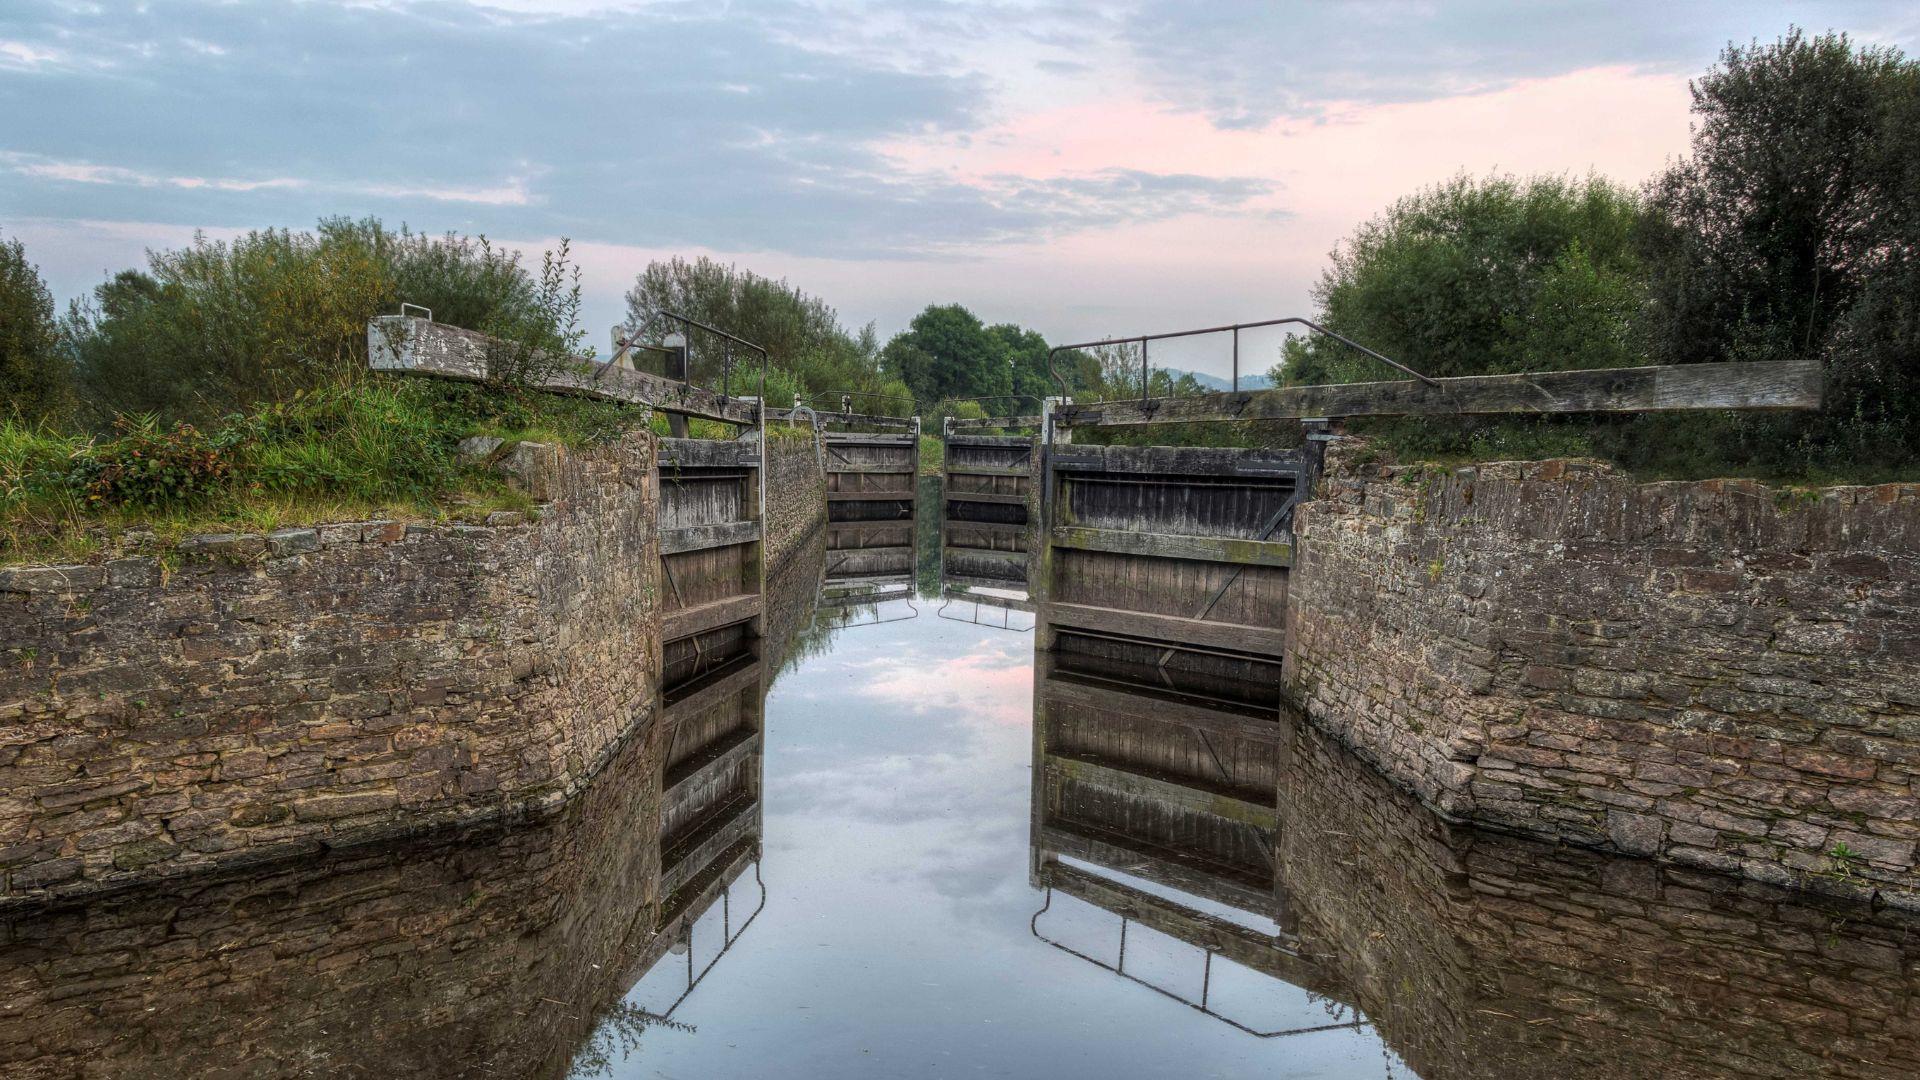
left=1029, top=884, right=1369, bottom=1040
left=936, top=590, right=1035, bottom=632
left=644, top=860, right=768, bottom=1022
left=810, top=583, right=919, bottom=629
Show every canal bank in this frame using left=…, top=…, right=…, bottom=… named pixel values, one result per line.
left=5, top=409, right=1917, bottom=911
left=0, top=425, right=829, bottom=908
left=1286, top=444, right=1920, bottom=905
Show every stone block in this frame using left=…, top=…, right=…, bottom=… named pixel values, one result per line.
left=267, top=529, right=321, bottom=557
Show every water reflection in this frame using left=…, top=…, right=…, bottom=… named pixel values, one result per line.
left=0, top=727, right=723, bottom=1078
left=1030, top=636, right=1386, bottom=1051
left=1030, top=631, right=1920, bottom=1079
left=817, top=516, right=919, bottom=629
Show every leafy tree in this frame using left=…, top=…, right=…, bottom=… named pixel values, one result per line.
left=1274, top=173, right=1648, bottom=387
left=624, top=256, right=899, bottom=410
left=1639, top=28, right=1919, bottom=474
left=0, top=234, right=68, bottom=421
left=881, top=304, right=1015, bottom=409
left=63, top=218, right=548, bottom=427
left=987, top=322, right=1055, bottom=413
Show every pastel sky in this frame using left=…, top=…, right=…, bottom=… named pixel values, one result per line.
left=5, top=1, right=1917, bottom=380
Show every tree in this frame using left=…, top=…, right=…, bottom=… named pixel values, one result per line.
left=1640, top=28, right=1919, bottom=472
left=880, top=304, right=1013, bottom=409
left=624, top=256, right=893, bottom=408
left=1274, top=174, right=1648, bottom=386
left=0, top=234, right=68, bottom=422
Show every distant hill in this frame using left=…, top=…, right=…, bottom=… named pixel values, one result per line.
left=1165, top=368, right=1273, bottom=391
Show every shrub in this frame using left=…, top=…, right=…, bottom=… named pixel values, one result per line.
left=73, top=417, right=238, bottom=510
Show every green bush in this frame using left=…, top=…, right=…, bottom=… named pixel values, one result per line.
left=62, top=218, right=559, bottom=428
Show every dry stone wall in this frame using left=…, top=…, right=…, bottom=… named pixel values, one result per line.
left=0, top=433, right=663, bottom=907
left=1287, top=445, right=1920, bottom=906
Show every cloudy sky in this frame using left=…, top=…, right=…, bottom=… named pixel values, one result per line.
left=4, top=1, right=1916, bottom=378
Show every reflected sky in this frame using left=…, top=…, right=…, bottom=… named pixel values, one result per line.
left=595, top=598, right=1398, bottom=1079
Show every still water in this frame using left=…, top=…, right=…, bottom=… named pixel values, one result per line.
left=2, top=524, right=1917, bottom=1078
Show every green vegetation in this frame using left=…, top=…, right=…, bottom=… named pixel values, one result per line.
left=1278, top=30, right=1919, bottom=482
left=1, top=233, right=69, bottom=424
left=625, top=256, right=911, bottom=413
left=1, top=380, right=639, bottom=563
left=59, top=218, right=583, bottom=428
left=2, top=219, right=643, bottom=565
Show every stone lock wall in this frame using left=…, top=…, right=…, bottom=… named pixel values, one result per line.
left=764, top=425, right=826, bottom=571
left=1274, top=702, right=1920, bottom=1080
left=0, top=433, right=662, bottom=907
left=1287, top=445, right=1920, bottom=905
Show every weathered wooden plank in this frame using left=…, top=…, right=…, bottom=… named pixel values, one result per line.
left=825, top=517, right=915, bottom=533
left=1050, top=445, right=1302, bottom=477
left=664, top=593, right=761, bottom=643
left=655, top=836, right=757, bottom=933
left=658, top=438, right=760, bottom=469
left=941, top=585, right=1034, bottom=610
left=821, top=573, right=915, bottom=593
left=1035, top=823, right=1273, bottom=913
left=944, top=544, right=1025, bottom=561
left=945, top=491, right=1026, bottom=505
left=822, top=433, right=919, bottom=446
left=1046, top=751, right=1276, bottom=828
left=816, top=411, right=917, bottom=430
left=1041, top=863, right=1315, bottom=985
left=1049, top=602, right=1286, bottom=658
left=949, top=415, right=1042, bottom=430
left=944, top=519, right=1028, bottom=536
left=1042, top=671, right=1282, bottom=740
left=941, top=572, right=1031, bottom=594
left=661, top=520, right=760, bottom=555
left=945, top=465, right=1032, bottom=478
left=827, top=544, right=914, bottom=560
left=370, top=315, right=759, bottom=424
left=663, top=653, right=761, bottom=715
left=1052, top=526, right=1292, bottom=568
left=827, top=465, right=917, bottom=475
left=665, top=727, right=761, bottom=795
left=1053, top=359, right=1823, bottom=426
left=818, top=586, right=913, bottom=607
left=947, top=434, right=1036, bottom=448
left=827, top=491, right=917, bottom=503
left=662, top=796, right=758, bottom=896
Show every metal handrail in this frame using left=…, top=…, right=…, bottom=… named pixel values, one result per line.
left=610, top=309, right=768, bottom=422
left=1043, top=317, right=1434, bottom=402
